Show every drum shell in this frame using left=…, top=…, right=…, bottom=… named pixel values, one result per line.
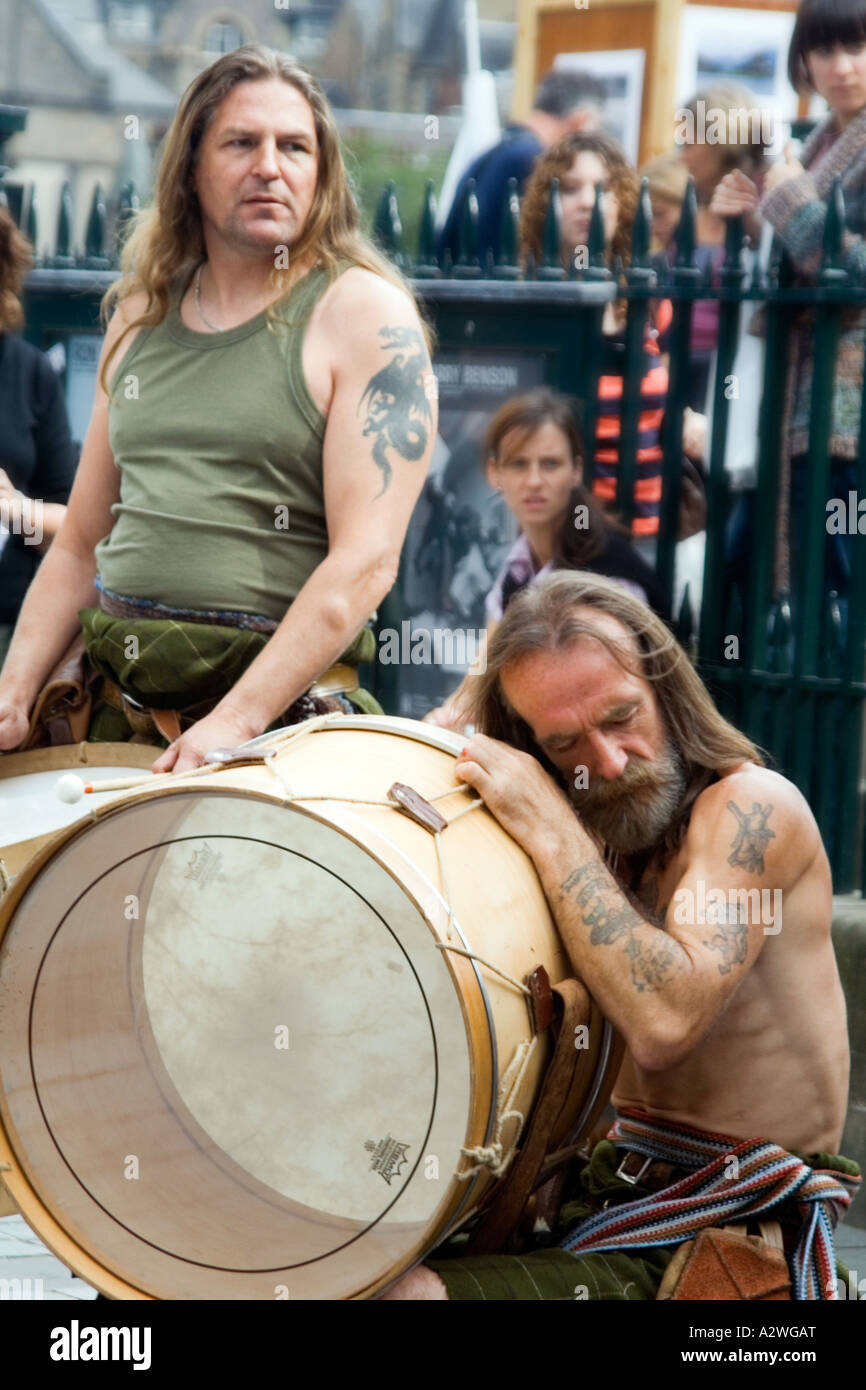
left=0, top=719, right=612, bottom=1298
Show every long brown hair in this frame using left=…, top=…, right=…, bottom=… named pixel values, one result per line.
left=100, top=43, right=433, bottom=391
left=518, top=130, right=639, bottom=272
left=483, top=387, right=623, bottom=567
left=465, top=571, right=763, bottom=862
left=0, top=205, right=33, bottom=333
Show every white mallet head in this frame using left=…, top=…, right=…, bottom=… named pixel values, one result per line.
left=55, top=773, right=86, bottom=804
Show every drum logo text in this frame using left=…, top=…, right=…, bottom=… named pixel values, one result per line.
left=184, top=841, right=223, bottom=889
left=365, top=1135, right=410, bottom=1185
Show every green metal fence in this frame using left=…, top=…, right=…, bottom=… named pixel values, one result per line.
left=5, top=165, right=866, bottom=890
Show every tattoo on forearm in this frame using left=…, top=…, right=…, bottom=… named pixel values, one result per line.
left=703, top=915, right=748, bottom=975
left=726, top=800, right=775, bottom=874
left=625, top=934, right=679, bottom=992
left=560, top=862, right=680, bottom=993
left=358, top=326, right=432, bottom=496
left=561, top=864, right=643, bottom=944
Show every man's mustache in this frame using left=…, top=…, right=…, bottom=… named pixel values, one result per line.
left=576, top=758, right=674, bottom=805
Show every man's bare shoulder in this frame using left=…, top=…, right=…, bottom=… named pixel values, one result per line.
left=685, top=761, right=823, bottom=886
left=319, top=264, right=425, bottom=334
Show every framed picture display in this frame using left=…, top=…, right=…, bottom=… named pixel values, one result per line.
left=554, top=48, right=646, bottom=163
left=675, top=5, right=799, bottom=154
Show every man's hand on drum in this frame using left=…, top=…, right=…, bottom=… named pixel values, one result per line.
left=151, top=706, right=260, bottom=776
left=0, top=698, right=30, bottom=752
left=455, top=732, right=572, bottom=856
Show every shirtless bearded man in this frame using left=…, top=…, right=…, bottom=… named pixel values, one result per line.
left=0, top=45, right=436, bottom=770
left=383, top=571, right=858, bottom=1301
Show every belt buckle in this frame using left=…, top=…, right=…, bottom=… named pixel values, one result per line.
left=615, top=1151, right=653, bottom=1186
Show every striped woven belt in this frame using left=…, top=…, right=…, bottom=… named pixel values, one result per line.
left=562, top=1108, right=860, bottom=1301
left=95, top=580, right=360, bottom=698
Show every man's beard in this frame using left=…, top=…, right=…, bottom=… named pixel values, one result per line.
left=567, top=741, right=688, bottom=853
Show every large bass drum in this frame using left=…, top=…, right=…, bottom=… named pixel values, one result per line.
left=0, top=716, right=617, bottom=1298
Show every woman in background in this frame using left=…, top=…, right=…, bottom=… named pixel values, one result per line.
left=712, top=0, right=866, bottom=614
left=517, top=130, right=707, bottom=561
left=424, top=388, right=669, bottom=730
left=0, top=206, right=78, bottom=668
left=669, top=82, right=772, bottom=412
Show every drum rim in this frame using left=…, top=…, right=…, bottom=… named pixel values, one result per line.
left=0, top=742, right=160, bottom=780
left=242, top=713, right=466, bottom=757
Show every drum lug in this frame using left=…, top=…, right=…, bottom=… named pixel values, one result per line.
left=202, top=746, right=274, bottom=768
left=387, top=782, right=448, bottom=834
left=524, top=965, right=554, bottom=1034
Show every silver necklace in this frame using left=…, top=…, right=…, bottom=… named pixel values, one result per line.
left=194, top=263, right=223, bottom=332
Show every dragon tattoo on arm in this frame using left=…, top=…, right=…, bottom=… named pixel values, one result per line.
left=358, top=326, right=433, bottom=496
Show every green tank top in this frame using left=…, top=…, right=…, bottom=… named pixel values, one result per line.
left=97, top=260, right=348, bottom=622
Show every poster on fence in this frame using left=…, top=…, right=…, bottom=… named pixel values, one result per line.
left=390, top=347, right=548, bottom=719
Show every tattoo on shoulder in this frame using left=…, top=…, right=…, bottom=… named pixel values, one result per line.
left=561, top=862, right=678, bottom=993
left=358, top=326, right=432, bottom=496
left=726, top=800, right=775, bottom=875
left=703, top=918, right=748, bottom=975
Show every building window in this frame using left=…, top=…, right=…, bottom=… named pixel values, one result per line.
left=203, top=20, right=246, bottom=55
left=107, top=2, right=155, bottom=42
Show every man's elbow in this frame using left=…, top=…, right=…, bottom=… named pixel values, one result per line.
left=346, top=547, right=401, bottom=604
left=628, top=1015, right=696, bottom=1072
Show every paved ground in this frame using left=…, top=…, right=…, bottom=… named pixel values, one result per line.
left=1, top=1209, right=865, bottom=1300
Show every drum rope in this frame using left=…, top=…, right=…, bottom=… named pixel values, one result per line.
left=454, top=1034, right=539, bottom=1179
left=432, top=941, right=531, bottom=997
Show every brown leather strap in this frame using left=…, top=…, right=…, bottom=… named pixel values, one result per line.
left=20, top=633, right=97, bottom=750
left=150, top=708, right=183, bottom=744
left=465, top=978, right=597, bottom=1256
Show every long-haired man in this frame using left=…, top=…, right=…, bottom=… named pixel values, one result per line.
left=384, top=572, right=857, bottom=1301
left=0, top=45, right=436, bottom=770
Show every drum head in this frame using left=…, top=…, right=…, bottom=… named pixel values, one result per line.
left=0, top=788, right=478, bottom=1299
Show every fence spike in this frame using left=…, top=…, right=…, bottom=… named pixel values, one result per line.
left=115, top=180, right=139, bottom=258
left=83, top=181, right=108, bottom=263
left=494, top=176, right=521, bottom=279
left=582, top=181, right=612, bottom=283
left=539, top=177, right=565, bottom=279
left=54, top=180, right=73, bottom=264
left=415, top=179, right=439, bottom=278
left=674, top=177, right=697, bottom=268
left=767, top=593, right=794, bottom=674
left=630, top=177, right=651, bottom=269
left=821, top=589, right=844, bottom=672
left=453, top=177, right=480, bottom=276
left=24, top=183, right=37, bottom=250
left=373, top=180, right=404, bottom=266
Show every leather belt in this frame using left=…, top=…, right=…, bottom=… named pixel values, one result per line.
left=100, top=660, right=360, bottom=741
